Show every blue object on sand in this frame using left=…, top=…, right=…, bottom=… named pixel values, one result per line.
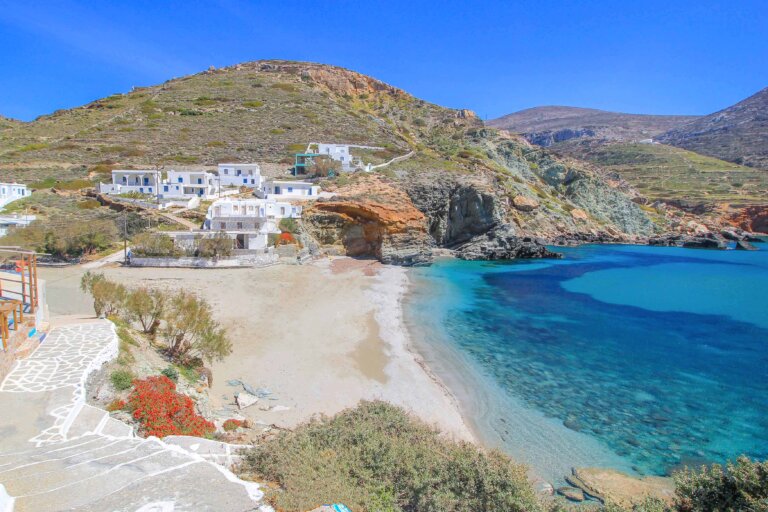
left=332, top=505, right=352, bottom=512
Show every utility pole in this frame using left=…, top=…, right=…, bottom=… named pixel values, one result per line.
left=123, top=211, right=128, bottom=265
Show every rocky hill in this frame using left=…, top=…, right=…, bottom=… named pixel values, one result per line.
left=0, top=61, right=665, bottom=263
left=549, top=139, right=768, bottom=207
left=658, top=87, right=768, bottom=169
left=488, top=106, right=698, bottom=146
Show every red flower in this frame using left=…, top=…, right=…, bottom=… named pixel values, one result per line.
left=126, top=375, right=215, bottom=438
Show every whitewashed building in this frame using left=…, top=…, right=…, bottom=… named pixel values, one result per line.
left=203, top=197, right=301, bottom=250
left=162, top=170, right=220, bottom=199
left=0, top=183, right=30, bottom=209
left=317, top=143, right=352, bottom=170
left=264, top=180, right=320, bottom=200
left=98, top=170, right=162, bottom=196
left=0, top=214, right=36, bottom=237
left=217, top=163, right=262, bottom=189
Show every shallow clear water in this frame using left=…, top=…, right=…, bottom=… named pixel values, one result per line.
left=406, top=244, right=768, bottom=477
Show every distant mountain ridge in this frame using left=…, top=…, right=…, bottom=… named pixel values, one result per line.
left=487, top=106, right=698, bottom=146
left=658, top=87, right=768, bottom=169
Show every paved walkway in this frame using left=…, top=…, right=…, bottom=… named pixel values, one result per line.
left=0, top=320, right=271, bottom=512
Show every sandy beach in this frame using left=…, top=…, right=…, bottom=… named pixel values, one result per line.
left=39, top=257, right=474, bottom=442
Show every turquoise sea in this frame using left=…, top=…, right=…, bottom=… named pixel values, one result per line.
left=405, top=243, right=768, bottom=483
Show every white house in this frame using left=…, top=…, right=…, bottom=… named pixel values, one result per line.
left=161, top=170, right=220, bottom=199
left=99, top=170, right=162, bottom=196
left=0, top=183, right=30, bottom=209
left=202, top=197, right=301, bottom=250
left=217, top=163, right=262, bottom=189
left=264, top=180, right=320, bottom=200
left=317, top=144, right=352, bottom=170
left=0, top=214, right=36, bottom=237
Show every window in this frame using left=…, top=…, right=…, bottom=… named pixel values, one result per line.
left=237, top=222, right=243, bottom=230
left=280, top=207, right=286, bottom=215
left=178, top=177, right=183, bottom=183
left=288, top=187, right=293, bottom=193
left=223, top=169, right=229, bottom=175
left=164, top=186, right=169, bottom=192
left=197, top=178, right=202, bottom=184
left=243, top=178, right=247, bottom=184
left=219, top=222, right=225, bottom=230
left=122, top=176, right=127, bottom=183
left=233, top=205, right=239, bottom=213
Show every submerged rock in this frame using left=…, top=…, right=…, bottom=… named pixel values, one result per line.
left=453, top=224, right=562, bottom=260
left=556, top=486, right=585, bottom=502
left=648, top=232, right=727, bottom=249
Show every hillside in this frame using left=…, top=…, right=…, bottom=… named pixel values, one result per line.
left=550, top=140, right=768, bottom=206
left=0, top=115, right=20, bottom=130
left=0, top=60, right=664, bottom=262
left=487, top=106, right=698, bottom=146
left=659, top=87, right=768, bottom=169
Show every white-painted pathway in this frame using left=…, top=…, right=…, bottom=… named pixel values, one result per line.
left=0, top=320, right=271, bottom=512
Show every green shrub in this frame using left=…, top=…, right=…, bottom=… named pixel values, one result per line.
left=161, top=366, right=179, bottom=383
left=269, top=128, right=285, bottom=135
left=131, top=232, right=179, bottom=258
left=242, top=100, right=264, bottom=108
left=243, top=401, right=541, bottom=512
left=110, top=369, right=135, bottom=391
left=673, top=456, right=768, bottom=511
left=278, top=217, right=298, bottom=234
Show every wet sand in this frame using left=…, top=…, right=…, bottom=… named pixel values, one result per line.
left=39, top=258, right=473, bottom=441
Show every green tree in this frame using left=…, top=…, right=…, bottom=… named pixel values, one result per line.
left=80, top=271, right=126, bottom=317
left=124, top=287, right=166, bottom=334
left=161, top=290, right=232, bottom=363
left=674, top=456, right=768, bottom=512
left=197, top=231, right=233, bottom=259
left=131, top=232, right=178, bottom=257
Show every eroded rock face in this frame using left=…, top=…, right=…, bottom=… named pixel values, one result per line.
left=406, top=179, right=502, bottom=246
left=302, top=176, right=435, bottom=265
left=648, top=232, right=728, bottom=249
left=727, top=205, right=768, bottom=234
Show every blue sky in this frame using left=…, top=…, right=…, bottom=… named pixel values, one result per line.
left=0, top=0, right=766, bottom=121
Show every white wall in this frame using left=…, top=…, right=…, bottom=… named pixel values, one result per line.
left=218, top=163, right=263, bottom=189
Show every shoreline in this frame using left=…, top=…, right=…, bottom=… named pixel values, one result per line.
left=402, top=261, right=637, bottom=486
left=38, top=257, right=475, bottom=443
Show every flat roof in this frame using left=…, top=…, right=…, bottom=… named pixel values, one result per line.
left=112, top=169, right=160, bottom=173
left=218, top=162, right=261, bottom=166
left=269, top=180, right=315, bottom=185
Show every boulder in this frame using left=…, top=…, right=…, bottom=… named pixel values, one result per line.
left=512, top=195, right=539, bottom=212
left=454, top=224, right=562, bottom=261
left=235, top=392, right=259, bottom=410
left=736, top=240, right=758, bottom=251
left=566, top=467, right=675, bottom=508
left=571, top=208, right=589, bottom=221
left=556, top=486, right=585, bottom=502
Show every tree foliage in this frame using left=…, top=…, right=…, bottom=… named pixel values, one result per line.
left=161, top=290, right=232, bottom=364
left=131, top=232, right=179, bottom=257
left=80, top=271, right=126, bottom=317
left=124, top=287, right=165, bottom=334
left=196, top=231, right=233, bottom=259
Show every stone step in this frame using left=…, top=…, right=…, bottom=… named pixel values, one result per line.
left=98, top=415, right=134, bottom=438
left=2, top=438, right=164, bottom=496
left=13, top=443, right=200, bottom=512
left=77, top=458, right=266, bottom=512
left=0, top=435, right=115, bottom=469
left=66, top=404, right=108, bottom=438
left=0, top=438, right=133, bottom=482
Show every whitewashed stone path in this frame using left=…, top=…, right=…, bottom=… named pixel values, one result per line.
left=0, top=320, right=271, bottom=512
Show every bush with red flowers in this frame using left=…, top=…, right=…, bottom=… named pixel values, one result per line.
left=278, top=232, right=294, bottom=244
left=223, top=418, right=244, bottom=432
left=127, top=375, right=215, bottom=438
left=106, top=398, right=126, bottom=412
